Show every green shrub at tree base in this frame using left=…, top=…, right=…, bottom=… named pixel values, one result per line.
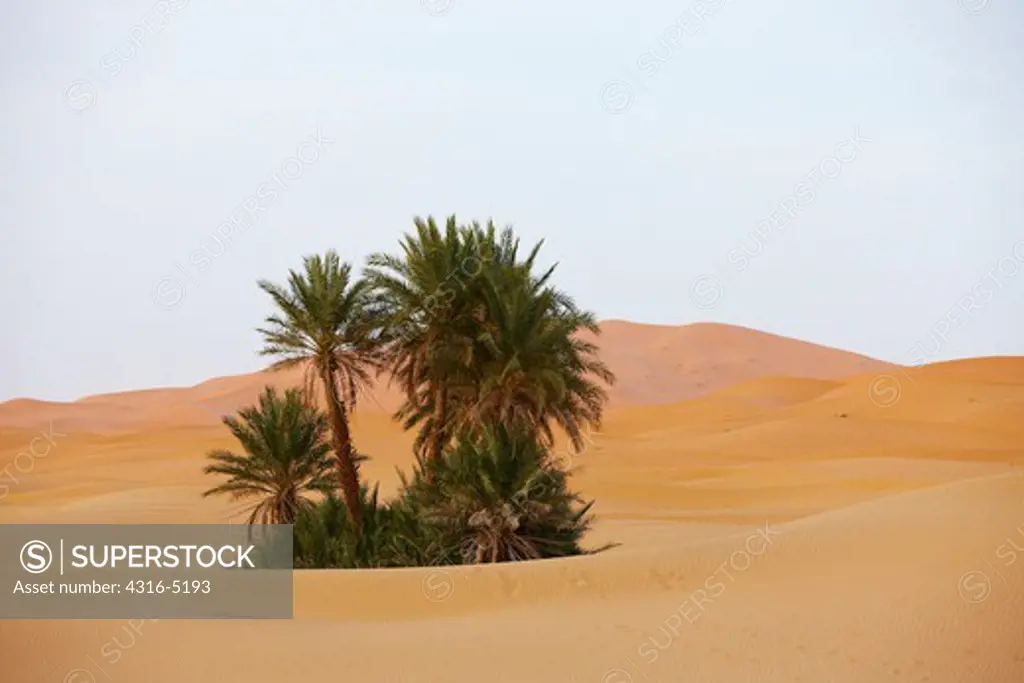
left=292, top=426, right=593, bottom=568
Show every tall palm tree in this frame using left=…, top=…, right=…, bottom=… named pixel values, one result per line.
left=365, top=216, right=485, bottom=461
left=368, top=217, right=614, bottom=458
left=257, top=251, right=379, bottom=528
left=457, top=261, right=615, bottom=452
left=203, top=387, right=336, bottom=525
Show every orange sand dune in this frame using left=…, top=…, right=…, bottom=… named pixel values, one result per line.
left=0, top=321, right=895, bottom=433
left=1, top=331, right=1022, bottom=682
left=594, top=320, right=895, bottom=405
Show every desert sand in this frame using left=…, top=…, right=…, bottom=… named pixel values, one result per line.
left=1, top=322, right=1022, bottom=682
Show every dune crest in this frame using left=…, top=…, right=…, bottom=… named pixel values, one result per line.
left=0, top=321, right=895, bottom=433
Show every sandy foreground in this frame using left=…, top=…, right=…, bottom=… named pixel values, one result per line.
left=1, top=338, right=1022, bottom=681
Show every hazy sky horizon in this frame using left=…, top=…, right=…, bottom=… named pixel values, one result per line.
left=2, top=0, right=1023, bottom=402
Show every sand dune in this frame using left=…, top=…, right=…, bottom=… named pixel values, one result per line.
left=0, top=321, right=895, bottom=433
left=594, top=320, right=896, bottom=405
left=0, top=327, right=1022, bottom=682
left=2, top=468, right=1021, bottom=681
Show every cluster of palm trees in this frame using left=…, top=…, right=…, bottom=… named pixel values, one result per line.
left=203, top=216, right=615, bottom=566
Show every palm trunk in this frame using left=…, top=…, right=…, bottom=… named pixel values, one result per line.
left=428, top=383, right=449, bottom=461
left=319, top=367, right=363, bottom=530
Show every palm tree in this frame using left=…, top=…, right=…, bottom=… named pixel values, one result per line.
left=457, top=256, right=615, bottom=452
left=368, top=217, right=614, bottom=459
left=401, top=424, right=594, bottom=563
left=257, top=251, right=380, bottom=528
left=202, top=387, right=335, bottom=525
left=365, top=216, right=485, bottom=462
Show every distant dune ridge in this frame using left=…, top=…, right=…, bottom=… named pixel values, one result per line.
left=2, top=321, right=1023, bottom=681
left=0, top=321, right=896, bottom=433
left=593, top=320, right=896, bottom=405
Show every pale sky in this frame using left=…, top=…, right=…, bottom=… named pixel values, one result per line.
left=2, top=0, right=1022, bottom=401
